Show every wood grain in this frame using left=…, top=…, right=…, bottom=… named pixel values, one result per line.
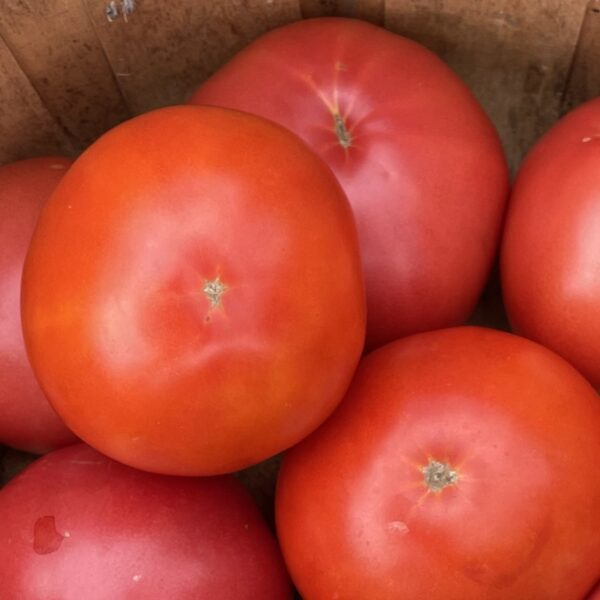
left=84, top=0, right=302, bottom=115
left=0, top=0, right=130, bottom=151
left=562, top=0, right=600, bottom=114
left=384, top=0, right=590, bottom=173
left=0, top=34, right=72, bottom=165
left=301, top=0, right=385, bottom=23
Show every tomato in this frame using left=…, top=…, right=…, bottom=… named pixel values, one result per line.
left=21, top=105, right=365, bottom=476
left=189, top=17, right=509, bottom=349
left=501, top=97, right=600, bottom=388
left=276, top=327, right=600, bottom=600
left=589, top=581, right=600, bottom=600
left=0, top=443, right=292, bottom=599
left=0, top=158, right=77, bottom=453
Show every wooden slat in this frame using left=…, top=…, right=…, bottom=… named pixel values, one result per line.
left=561, top=0, right=600, bottom=114
left=384, top=0, right=590, bottom=173
left=0, top=34, right=72, bottom=165
left=83, top=0, right=302, bottom=115
left=0, top=0, right=131, bottom=151
left=301, top=0, right=385, bottom=24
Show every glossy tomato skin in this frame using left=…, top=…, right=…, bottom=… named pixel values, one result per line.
left=0, top=444, right=292, bottom=600
left=276, top=327, right=600, bottom=600
left=0, top=158, right=76, bottom=453
left=501, top=98, right=600, bottom=388
left=21, top=106, right=365, bottom=476
left=190, top=17, right=509, bottom=349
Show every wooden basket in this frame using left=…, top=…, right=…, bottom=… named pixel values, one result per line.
left=1, top=0, right=599, bottom=173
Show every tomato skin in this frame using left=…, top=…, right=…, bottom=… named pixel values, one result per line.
left=0, top=443, right=292, bottom=600
left=0, top=158, right=76, bottom=453
left=276, top=327, right=600, bottom=600
left=190, top=17, right=509, bottom=349
left=21, top=106, right=365, bottom=476
left=588, top=581, right=600, bottom=599
left=501, top=98, right=600, bottom=388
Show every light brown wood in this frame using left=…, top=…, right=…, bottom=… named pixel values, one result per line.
left=0, top=0, right=130, bottom=152
left=84, top=0, right=302, bottom=115
left=0, top=34, right=72, bottom=165
left=384, top=0, right=590, bottom=173
left=562, top=0, right=600, bottom=114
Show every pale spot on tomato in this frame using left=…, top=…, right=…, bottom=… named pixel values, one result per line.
left=387, top=521, right=409, bottom=534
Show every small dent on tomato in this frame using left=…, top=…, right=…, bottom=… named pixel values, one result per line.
left=33, top=515, right=66, bottom=555
left=421, top=459, right=459, bottom=493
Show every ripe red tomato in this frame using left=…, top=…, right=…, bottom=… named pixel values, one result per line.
left=589, top=581, right=600, bottom=600
left=21, top=106, right=365, bottom=476
left=276, top=327, right=600, bottom=600
left=501, top=98, right=600, bottom=388
left=190, top=17, right=509, bottom=349
left=0, top=158, right=76, bottom=453
left=0, top=443, right=292, bottom=599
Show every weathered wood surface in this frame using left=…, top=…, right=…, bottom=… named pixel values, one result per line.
left=0, top=34, right=72, bottom=161
left=1, top=0, right=598, bottom=166
left=84, top=0, right=301, bottom=115
left=385, top=0, right=592, bottom=172
left=0, top=0, right=131, bottom=152
left=562, top=0, right=600, bottom=114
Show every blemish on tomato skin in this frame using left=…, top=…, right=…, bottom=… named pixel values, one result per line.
left=581, top=135, right=600, bottom=143
left=33, top=516, right=65, bottom=555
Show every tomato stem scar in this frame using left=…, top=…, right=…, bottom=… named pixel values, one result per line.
left=421, top=459, right=459, bottom=493
left=333, top=113, right=352, bottom=149
left=203, top=277, right=228, bottom=308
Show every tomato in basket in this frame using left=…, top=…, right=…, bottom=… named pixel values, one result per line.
left=276, top=327, right=600, bottom=600
left=502, top=97, right=600, bottom=388
left=21, top=105, right=365, bottom=476
left=0, top=444, right=292, bottom=600
left=0, top=157, right=76, bottom=453
left=190, top=17, right=509, bottom=349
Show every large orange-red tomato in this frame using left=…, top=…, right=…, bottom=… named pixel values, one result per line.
left=0, top=158, right=76, bottom=453
left=21, top=106, right=365, bottom=476
left=190, top=18, right=509, bottom=349
left=276, top=327, right=600, bottom=600
left=0, top=444, right=292, bottom=599
left=501, top=98, right=600, bottom=388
